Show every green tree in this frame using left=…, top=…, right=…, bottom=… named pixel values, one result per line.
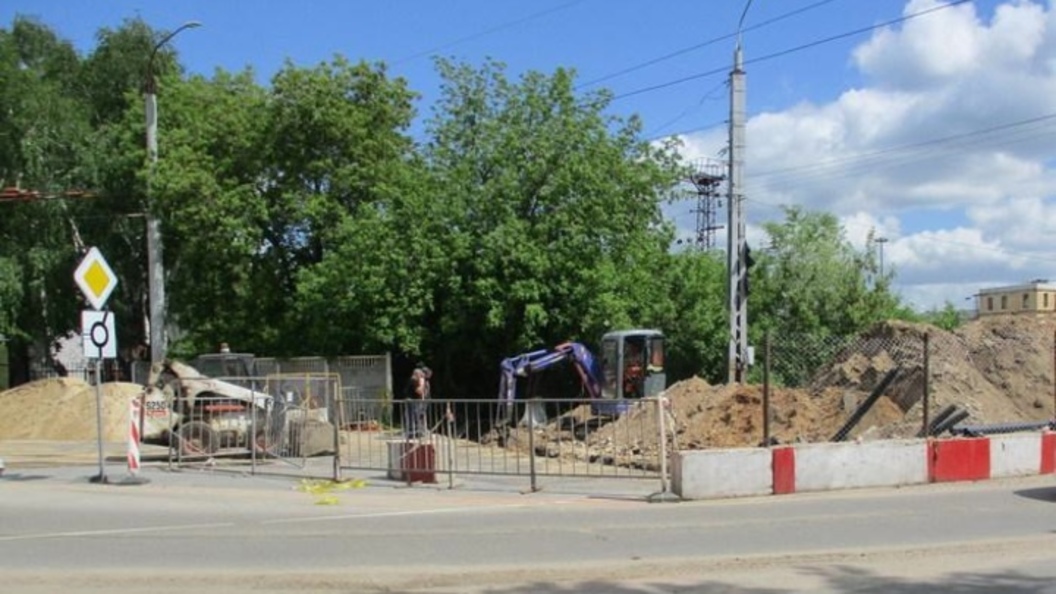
left=417, top=59, right=684, bottom=394
left=654, top=249, right=728, bottom=383
left=0, top=18, right=93, bottom=380
left=748, top=206, right=906, bottom=385
left=921, top=301, right=963, bottom=331
left=131, top=57, right=420, bottom=358
left=751, top=206, right=902, bottom=339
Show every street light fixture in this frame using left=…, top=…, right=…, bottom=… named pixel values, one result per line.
left=145, top=20, right=201, bottom=365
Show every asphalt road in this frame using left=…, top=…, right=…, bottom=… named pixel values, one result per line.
left=3, top=464, right=1056, bottom=593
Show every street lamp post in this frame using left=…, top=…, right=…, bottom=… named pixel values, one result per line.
left=145, top=21, right=200, bottom=365
left=875, top=236, right=889, bottom=277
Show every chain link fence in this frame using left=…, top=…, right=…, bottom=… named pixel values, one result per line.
left=756, top=322, right=1056, bottom=444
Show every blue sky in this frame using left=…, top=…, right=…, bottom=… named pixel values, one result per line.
left=4, top=0, right=945, bottom=135
left=5, top=0, right=1052, bottom=312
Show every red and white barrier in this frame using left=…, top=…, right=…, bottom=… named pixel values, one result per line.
left=928, top=437, right=989, bottom=482
left=127, top=397, right=141, bottom=477
left=673, top=431, right=1056, bottom=500
left=789, top=440, right=928, bottom=493
left=1042, top=432, right=1056, bottom=473
left=989, top=433, right=1040, bottom=478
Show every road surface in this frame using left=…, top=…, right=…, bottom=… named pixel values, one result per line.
left=2, top=464, right=1056, bottom=592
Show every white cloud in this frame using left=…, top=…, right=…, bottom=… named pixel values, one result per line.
left=676, top=0, right=1056, bottom=310
left=853, top=0, right=986, bottom=88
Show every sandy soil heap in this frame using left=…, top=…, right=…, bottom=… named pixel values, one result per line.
left=0, top=378, right=144, bottom=441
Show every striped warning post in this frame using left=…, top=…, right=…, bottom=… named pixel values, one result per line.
left=127, top=397, right=141, bottom=476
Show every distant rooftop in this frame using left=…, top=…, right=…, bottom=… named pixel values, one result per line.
left=978, top=280, right=1056, bottom=295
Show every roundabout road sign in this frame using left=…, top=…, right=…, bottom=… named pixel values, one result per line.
left=81, top=310, right=117, bottom=359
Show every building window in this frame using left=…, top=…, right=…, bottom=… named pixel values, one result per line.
left=987, top=297, right=993, bottom=311
left=1001, top=295, right=1007, bottom=310
left=1024, top=293, right=1030, bottom=309
left=1047, top=293, right=1051, bottom=308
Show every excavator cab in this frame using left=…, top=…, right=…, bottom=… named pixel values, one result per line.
left=599, top=329, right=666, bottom=401
left=497, top=329, right=666, bottom=423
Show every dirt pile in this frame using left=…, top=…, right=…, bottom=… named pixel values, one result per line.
left=4, top=314, right=1054, bottom=456
left=529, top=315, right=1056, bottom=464
left=0, top=378, right=143, bottom=441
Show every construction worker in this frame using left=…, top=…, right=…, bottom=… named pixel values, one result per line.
left=403, top=365, right=431, bottom=439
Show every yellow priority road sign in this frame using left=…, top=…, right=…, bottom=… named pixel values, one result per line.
left=74, top=247, right=118, bottom=311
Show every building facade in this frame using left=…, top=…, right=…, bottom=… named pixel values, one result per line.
left=976, top=281, right=1056, bottom=316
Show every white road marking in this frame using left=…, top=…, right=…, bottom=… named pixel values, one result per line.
left=0, top=522, right=235, bottom=542
left=261, top=503, right=555, bottom=525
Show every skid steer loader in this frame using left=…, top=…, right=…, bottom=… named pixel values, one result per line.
left=139, top=360, right=279, bottom=456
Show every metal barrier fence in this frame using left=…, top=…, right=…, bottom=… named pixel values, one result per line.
left=161, top=372, right=343, bottom=474
left=159, top=385, right=671, bottom=489
left=337, top=397, right=670, bottom=489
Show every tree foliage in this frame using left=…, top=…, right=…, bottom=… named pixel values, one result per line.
left=0, top=18, right=92, bottom=378
left=0, top=16, right=924, bottom=398
left=749, top=206, right=902, bottom=342
left=414, top=59, right=684, bottom=392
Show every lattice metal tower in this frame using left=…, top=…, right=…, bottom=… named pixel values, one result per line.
left=687, top=159, right=726, bottom=251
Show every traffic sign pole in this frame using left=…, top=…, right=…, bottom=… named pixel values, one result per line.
left=89, top=357, right=108, bottom=484
left=74, top=248, right=129, bottom=485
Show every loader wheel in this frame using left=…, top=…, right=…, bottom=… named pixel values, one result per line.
left=178, top=422, right=217, bottom=456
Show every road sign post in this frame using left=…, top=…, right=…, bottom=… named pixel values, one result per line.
left=74, top=247, right=123, bottom=485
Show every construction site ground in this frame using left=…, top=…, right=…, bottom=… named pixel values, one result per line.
left=2, top=314, right=1054, bottom=474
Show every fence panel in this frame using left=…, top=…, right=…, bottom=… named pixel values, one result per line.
left=761, top=329, right=926, bottom=443
left=337, top=397, right=668, bottom=482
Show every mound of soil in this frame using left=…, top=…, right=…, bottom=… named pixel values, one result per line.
left=521, top=315, right=1056, bottom=466
left=4, top=314, right=1054, bottom=465
left=0, top=378, right=143, bottom=441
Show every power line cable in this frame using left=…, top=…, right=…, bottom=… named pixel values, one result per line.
left=649, top=119, right=728, bottom=142
left=393, top=0, right=585, bottom=65
left=750, top=111, right=1056, bottom=181
left=747, top=114, right=1056, bottom=190
left=645, top=80, right=727, bottom=138
left=611, top=0, right=970, bottom=101
left=577, top=0, right=843, bottom=89
left=756, top=128, right=1056, bottom=192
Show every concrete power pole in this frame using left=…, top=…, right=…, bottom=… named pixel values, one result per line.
left=144, top=21, right=200, bottom=365
left=726, top=42, right=748, bottom=384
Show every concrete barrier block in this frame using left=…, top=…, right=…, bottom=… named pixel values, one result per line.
left=990, top=433, right=1042, bottom=478
left=1043, top=432, right=1056, bottom=474
left=772, top=446, right=795, bottom=495
left=794, top=439, right=927, bottom=492
left=673, top=448, right=771, bottom=500
left=929, top=437, right=990, bottom=482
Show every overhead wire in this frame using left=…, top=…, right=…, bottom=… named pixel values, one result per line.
left=746, top=112, right=1056, bottom=190
left=610, top=0, right=971, bottom=101
left=645, top=80, right=727, bottom=138
left=750, top=112, right=1056, bottom=180
left=392, top=0, right=585, bottom=65
left=576, top=0, right=844, bottom=90
left=649, top=119, right=728, bottom=142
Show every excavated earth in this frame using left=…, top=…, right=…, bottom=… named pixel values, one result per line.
left=489, top=315, right=1056, bottom=469
left=2, top=315, right=1055, bottom=471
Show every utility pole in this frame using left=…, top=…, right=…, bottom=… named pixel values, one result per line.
left=726, top=27, right=748, bottom=384
left=145, top=21, right=200, bottom=365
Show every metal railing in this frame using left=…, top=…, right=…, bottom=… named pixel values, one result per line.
left=337, top=397, right=670, bottom=486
